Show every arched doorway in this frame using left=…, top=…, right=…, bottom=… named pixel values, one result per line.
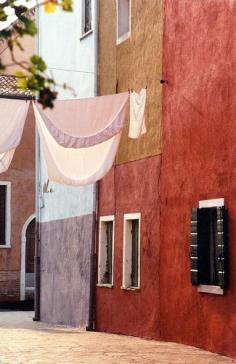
left=20, top=214, right=36, bottom=301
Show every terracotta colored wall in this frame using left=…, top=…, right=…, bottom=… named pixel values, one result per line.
left=0, top=105, right=35, bottom=301
left=99, top=0, right=163, bottom=163
left=160, top=0, right=236, bottom=358
left=40, top=215, right=93, bottom=327
left=96, top=156, right=161, bottom=337
left=0, top=35, right=35, bottom=73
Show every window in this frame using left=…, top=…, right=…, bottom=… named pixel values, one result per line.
left=116, top=0, right=131, bottom=44
left=190, top=199, right=228, bottom=294
left=81, top=0, right=92, bottom=36
left=122, top=213, right=140, bottom=289
left=98, top=216, right=115, bottom=286
left=0, top=182, right=11, bottom=247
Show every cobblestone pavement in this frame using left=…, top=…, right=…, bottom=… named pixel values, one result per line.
left=0, top=311, right=235, bottom=364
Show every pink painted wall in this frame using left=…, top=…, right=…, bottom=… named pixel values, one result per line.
left=160, top=0, right=236, bottom=358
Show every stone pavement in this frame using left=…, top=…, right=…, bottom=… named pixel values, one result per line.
left=0, top=311, right=235, bottom=364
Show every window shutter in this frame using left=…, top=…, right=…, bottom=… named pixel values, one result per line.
left=215, top=207, right=228, bottom=288
left=190, top=208, right=198, bottom=285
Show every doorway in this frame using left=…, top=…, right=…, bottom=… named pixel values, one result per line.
left=20, top=214, right=36, bottom=301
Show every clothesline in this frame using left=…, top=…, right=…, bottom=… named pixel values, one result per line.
left=0, top=89, right=147, bottom=185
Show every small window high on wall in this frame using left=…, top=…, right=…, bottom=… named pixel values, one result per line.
left=0, top=182, right=11, bottom=247
left=81, top=0, right=92, bottom=36
left=116, top=0, right=131, bottom=44
left=122, top=213, right=140, bottom=289
left=98, top=216, right=115, bottom=287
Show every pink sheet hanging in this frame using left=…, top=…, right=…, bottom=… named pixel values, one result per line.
left=33, top=93, right=129, bottom=185
left=0, top=99, right=29, bottom=154
left=0, top=99, right=29, bottom=173
left=34, top=92, right=129, bottom=148
left=0, top=149, right=15, bottom=174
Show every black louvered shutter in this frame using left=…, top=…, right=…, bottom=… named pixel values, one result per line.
left=0, top=186, right=6, bottom=245
left=190, top=205, right=228, bottom=289
left=190, top=208, right=198, bottom=285
left=216, top=207, right=228, bottom=288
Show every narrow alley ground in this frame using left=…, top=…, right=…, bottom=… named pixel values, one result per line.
left=0, top=311, right=235, bottom=364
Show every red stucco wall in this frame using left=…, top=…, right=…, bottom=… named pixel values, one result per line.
left=160, top=0, right=236, bottom=358
left=96, top=156, right=161, bottom=338
left=97, top=0, right=236, bottom=359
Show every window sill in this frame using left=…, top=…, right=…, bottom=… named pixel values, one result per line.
left=121, top=286, right=140, bottom=291
left=96, top=283, right=113, bottom=289
left=0, top=245, right=11, bottom=249
left=80, top=29, right=93, bottom=41
left=198, top=285, right=224, bottom=295
left=116, top=32, right=131, bottom=45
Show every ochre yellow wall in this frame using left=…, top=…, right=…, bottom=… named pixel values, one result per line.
left=99, top=0, right=164, bottom=164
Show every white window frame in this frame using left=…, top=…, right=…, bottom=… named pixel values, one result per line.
left=80, top=0, right=93, bottom=40
left=122, top=212, right=141, bottom=290
left=0, top=181, right=11, bottom=248
left=116, top=0, right=131, bottom=45
left=197, top=198, right=224, bottom=295
left=97, top=215, right=115, bottom=288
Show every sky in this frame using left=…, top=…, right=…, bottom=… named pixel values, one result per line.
left=0, top=0, right=36, bottom=31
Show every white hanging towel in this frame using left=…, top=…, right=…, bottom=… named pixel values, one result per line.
left=129, top=88, right=147, bottom=139
left=0, top=149, right=15, bottom=174
left=33, top=96, right=127, bottom=185
left=0, top=99, right=29, bottom=154
left=34, top=92, right=129, bottom=148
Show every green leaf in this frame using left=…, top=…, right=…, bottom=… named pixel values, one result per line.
left=0, top=8, right=7, bottom=21
left=30, top=55, right=47, bottom=72
left=61, top=0, right=73, bottom=12
left=24, top=18, right=37, bottom=36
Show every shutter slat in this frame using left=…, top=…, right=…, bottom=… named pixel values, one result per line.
left=216, top=207, right=228, bottom=289
left=190, top=208, right=199, bottom=285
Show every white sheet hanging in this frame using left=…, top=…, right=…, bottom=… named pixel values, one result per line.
left=34, top=92, right=129, bottom=148
left=0, top=99, right=29, bottom=154
left=129, top=89, right=147, bottom=139
left=0, top=149, right=15, bottom=174
left=33, top=104, right=122, bottom=186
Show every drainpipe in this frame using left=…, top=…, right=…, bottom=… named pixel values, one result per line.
left=86, top=183, right=98, bottom=331
left=33, top=120, right=41, bottom=321
left=86, top=0, right=99, bottom=331
left=33, top=3, right=41, bottom=321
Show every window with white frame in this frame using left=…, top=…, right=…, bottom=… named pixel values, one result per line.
left=81, top=0, right=92, bottom=36
left=0, top=182, right=11, bottom=246
left=122, top=213, right=140, bottom=289
left=116, top=0, right=131, bottom=44
left=98, top=216, right=115, bottom=286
